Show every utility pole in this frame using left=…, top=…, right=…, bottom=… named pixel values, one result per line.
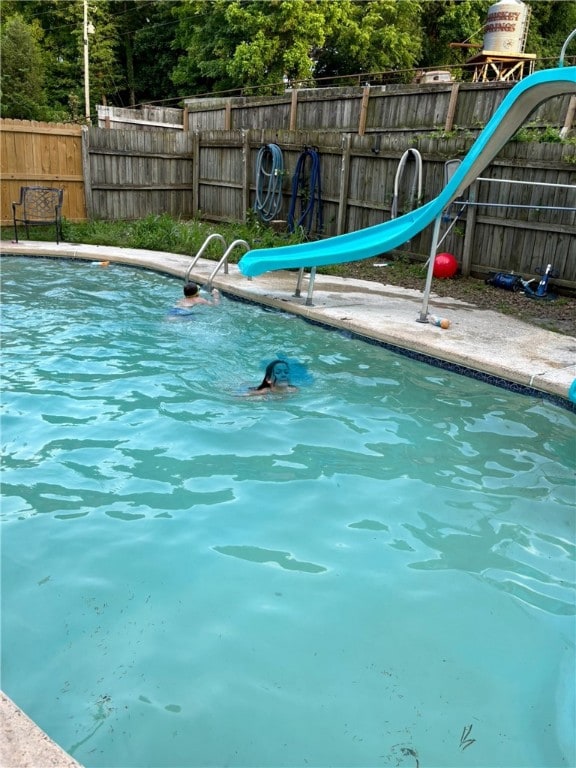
left=83, top=0, right=94, bottom=123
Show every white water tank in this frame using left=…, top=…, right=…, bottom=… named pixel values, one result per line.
left=483, top=0, right=530, bottom=53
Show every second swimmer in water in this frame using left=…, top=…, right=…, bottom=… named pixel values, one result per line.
left=247, top=359, right=299, bottom=395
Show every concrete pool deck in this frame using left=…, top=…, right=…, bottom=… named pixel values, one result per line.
left=0, top=692, right=84, bottom=768
left=0, top=238, right=575, bottom=763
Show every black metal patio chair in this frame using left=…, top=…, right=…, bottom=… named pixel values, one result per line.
left=12, top=186, right=64, bottom=244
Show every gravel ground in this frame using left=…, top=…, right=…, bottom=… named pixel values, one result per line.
left=320, top=258, right=576, bottom=337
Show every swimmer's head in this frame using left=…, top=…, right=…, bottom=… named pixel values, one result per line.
left=257, top=359, right=290, bottom=390
left=183, top=282, right=200, bottom=297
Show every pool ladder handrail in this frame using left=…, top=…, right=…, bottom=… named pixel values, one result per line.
left=207, top=239, right=251, bottom=289
left=184, top=233, right=227, bottom=283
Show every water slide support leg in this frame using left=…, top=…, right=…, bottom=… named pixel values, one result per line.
left=306, top=267, right=316, bottom=306
left=294, top=268, right=305, bottom=297
left=417, top=213, right=442, bottom=323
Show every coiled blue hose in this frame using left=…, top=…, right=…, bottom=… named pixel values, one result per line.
left=288, top=148, right=323, bottom=235
left=253, top=144, right=284, bottom=222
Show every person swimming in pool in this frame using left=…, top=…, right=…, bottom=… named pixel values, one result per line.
left=178, top=281, right=220, bottom=307
left=167, top=281, right=220, bottom=319
left=247, top=359, right=299, bottom=395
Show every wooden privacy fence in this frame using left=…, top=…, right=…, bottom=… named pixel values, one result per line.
left=183, top=82, right=575, bottom=137
left=83, top=125, right=575, bottom=288
left=2, top=113, right=575, bottom=289
left=184, top=128, right=575, bottom=287
left=0, top=119, right=86, bottom=223
left=0, top=119, right=195, bottom=225
left=83, top=128, right=195, bottom=221
left=100, top=82, right=575, bottom=138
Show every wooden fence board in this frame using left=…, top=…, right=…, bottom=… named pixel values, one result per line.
left=2, top=106, right=574, bottom=288
left=0, top=119, right=86, bottom=223
left=182, top=82, right=573, bottom=136
left=86, top=127, right=195, bottom=220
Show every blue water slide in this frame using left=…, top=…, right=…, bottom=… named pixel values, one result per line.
left=239, top=67, right=576, bottom=278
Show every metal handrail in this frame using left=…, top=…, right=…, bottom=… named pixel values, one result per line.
left=185, top=233, right=227, bottom=283
left=208, top=239, right=251, bottom=288
left=294, top=267, right=317, bottom=306
left=559, top=29, right=576, bottom=67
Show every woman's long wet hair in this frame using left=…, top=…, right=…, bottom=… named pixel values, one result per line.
left=254, top=359, right=287, bottom=390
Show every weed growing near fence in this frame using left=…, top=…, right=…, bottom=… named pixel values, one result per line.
left=1, top=213, right=305, bottom=263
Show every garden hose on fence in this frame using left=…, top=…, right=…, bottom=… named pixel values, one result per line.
left=288, top=147, right=323, bottom=235
left=253, top=143, right=284, bottom=222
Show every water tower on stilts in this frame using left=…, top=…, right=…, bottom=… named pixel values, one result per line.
left=465, top=0, right=536, bottom=82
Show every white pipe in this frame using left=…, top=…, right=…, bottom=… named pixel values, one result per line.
left=391, top=149, right=422, bottom=219
left=559, top=28, right=576, bottom=67
left=476, top=177, right=575, bottom=189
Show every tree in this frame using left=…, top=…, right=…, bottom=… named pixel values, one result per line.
left=2, top=0, right=574, bottom=120
left=2, top=0, right=126, bottom=121
left=315, top=0, right=423, bottom=83
left=22, top=0, right=87, bottom=120
left=87, top=1, right=125, bottom=109
left=527, top=0, right=576, bottom=65
left=171, top=0, right=427, bottom=95
left=129, top=0, right=184, bottom=106
left=419, top=0, right=491, bottom=69
left=0, top=14, right=47, bottom=119
left=171, top=0, right=341, bottom=95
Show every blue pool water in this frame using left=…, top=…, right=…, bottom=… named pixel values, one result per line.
left=1, top=257, right=575, bottom=768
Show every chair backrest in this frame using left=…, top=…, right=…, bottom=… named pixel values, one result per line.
left=22, top=187, right=63, bottom=222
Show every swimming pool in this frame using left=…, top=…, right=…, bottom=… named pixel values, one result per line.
left=1, top=257, right=574, bottom=768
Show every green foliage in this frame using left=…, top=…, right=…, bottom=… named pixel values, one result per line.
left=1, top=214, right=305, bottom=263
left=172, top=0, right=426, bottom=94
left=87, top=2, right=125, bottom=109
left=130, top=1, right=183, bottom=105
left=172, top=0, right=330, bottom=94
left=511, top=124, right=569, bottom=143
left=19, top=1, right=84, bottom=120
left=0, top=14, right=47, bottom=119
left=3, top=1, right=127, bottom=122
left=525, top=0, right=576, bottom=65
left=1, top=0, right=575, bottom=117
left=316, top=0, right=423, bottom=80
left=419, top=1, right=491, bottom=69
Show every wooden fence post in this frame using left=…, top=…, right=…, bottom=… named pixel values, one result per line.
left=289, top=89, right=298, bottom=131
left=192, top=131, right=200, bottom=218
left=358, top=86, right=370, bottom=136
left=81, top=125, right=93, bottom=219
left=242, top=129, right=251, bottom=221
left=560, top=94, right=576, bottom=138
left=337, top=134, right=352, bottom=234
left=461, top=181, right=478, bottom=277
left=444, top=82, right=460, bottom=132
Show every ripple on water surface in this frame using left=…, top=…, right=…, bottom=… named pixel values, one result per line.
left=1, top=258, right=574, bottom=768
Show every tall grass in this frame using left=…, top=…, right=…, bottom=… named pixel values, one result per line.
left=2, top=213, right=305, bottom=264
